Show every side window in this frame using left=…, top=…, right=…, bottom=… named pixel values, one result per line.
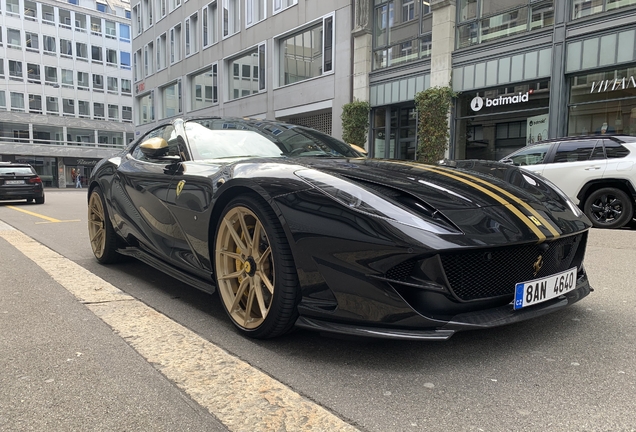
left=604, top=140, right=630, bottom=159
left=590, top=141, right=605, bottom=160
left=508, top=143, right=552, bottom=166
left=553, top=140, right=598, bottom=163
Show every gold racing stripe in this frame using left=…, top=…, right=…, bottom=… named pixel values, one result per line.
left=405, top=164, right=547, bottom=242
left=431, top=165, right=561, bottom=239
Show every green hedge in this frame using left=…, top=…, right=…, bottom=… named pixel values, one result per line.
left=414, top=86, right=455, bottom=164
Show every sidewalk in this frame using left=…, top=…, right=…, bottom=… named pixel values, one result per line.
left=0, top=223, right=228, bottom=431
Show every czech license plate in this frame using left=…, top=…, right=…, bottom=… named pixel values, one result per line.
left=5, top=180, right=24, bottom=185
left=514, top=267, right=577, bottom=310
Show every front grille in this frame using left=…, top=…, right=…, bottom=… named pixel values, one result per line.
left=439, top=233, right=587, bottom=301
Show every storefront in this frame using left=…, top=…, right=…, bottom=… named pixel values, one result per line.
left=63, top=157, right=101, bottom=188
left=0, top=155, right=58, bottom=187
left=454, top=79, right=551, bottom=160
left=371, top=104, right=418, bottom=160
left=567, top=66, right=636, bottom=136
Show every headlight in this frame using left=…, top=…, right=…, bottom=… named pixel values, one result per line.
left=294, top=169, right=453, bottom=234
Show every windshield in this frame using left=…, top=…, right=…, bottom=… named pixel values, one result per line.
left=185, top=119, right=360, bottom=161
left=503, top=143, right=551, bottom=166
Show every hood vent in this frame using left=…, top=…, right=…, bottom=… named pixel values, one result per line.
left=341, top=175, right=460, bottom=232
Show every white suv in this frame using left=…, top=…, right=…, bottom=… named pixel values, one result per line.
left=501, top=136, right=636, bottom=229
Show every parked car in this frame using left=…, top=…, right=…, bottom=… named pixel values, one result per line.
left=0, top=162, right=45, bottom=204
left=501, top=135, right=636, bottom=229
left=87, top=117, right=592, bottom=340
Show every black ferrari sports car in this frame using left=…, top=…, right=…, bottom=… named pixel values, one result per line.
left=87, top=117, right=592, bottom=340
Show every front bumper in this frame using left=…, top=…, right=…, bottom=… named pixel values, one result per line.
left=295, top=277, right=591, bottom=340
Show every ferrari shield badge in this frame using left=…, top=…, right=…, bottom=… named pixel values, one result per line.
left=176, top=180, right=186, bottom=197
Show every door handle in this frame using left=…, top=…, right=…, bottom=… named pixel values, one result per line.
left=584, top=167, right=601, bottom=170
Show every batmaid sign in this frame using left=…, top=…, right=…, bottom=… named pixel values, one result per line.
left=470, top=91, right=532, bottom=112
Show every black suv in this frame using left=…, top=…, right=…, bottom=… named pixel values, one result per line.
left=0, top=162, right=45, bottom=204
left=501, top=135, right=636, bottom=229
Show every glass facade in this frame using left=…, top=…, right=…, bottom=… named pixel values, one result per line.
left=568, top=67, right=636, bottom=136
left=371, top=105, right=418, bottom=159
left=572, top=0, right=636, bottom=19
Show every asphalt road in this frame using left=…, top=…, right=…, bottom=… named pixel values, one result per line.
left=1, top=189, right=635, bottom=432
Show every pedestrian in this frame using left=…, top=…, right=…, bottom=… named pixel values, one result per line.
left=76, top=169, right=82, bottom=188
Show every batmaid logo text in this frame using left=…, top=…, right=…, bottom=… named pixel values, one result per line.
left=470, top=91, right=531, bottom=112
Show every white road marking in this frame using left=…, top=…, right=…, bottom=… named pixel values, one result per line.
left=0, top=221, right=358, bottom=432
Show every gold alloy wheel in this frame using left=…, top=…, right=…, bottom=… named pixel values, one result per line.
left=215, top=206, right=274, bottom=330
left=88, top=191, right=106, bottom=259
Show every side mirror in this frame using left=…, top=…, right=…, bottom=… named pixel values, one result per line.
left=140, top=137, right=169, bottom=158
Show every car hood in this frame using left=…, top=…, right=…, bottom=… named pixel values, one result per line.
left=292, top=157, right=591, bottom=239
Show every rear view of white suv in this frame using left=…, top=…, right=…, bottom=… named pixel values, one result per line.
left=500, top=136, right=636, bottom=229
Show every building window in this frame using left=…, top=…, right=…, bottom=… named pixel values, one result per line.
left=144, top=43, right=154, bottom=76
left=572, top=0, right=636, bottom=19
left=24, top=0, right=38, bottom=20
left=94, top=102, right=105, bottom=119
left=45, top=67, right=58, bottom=85
left=190, top=64, right=218, bottom=110
left=77, top=42, right=89, bottom=60
left=75, top=13, right=87, bottom=32
left=77, top=72, right=90, bottom=89
left=373, top=0, right=430, bottom=70
left=10, top=93, right=25, bottom=111
left=97, top=2, right=108, bottom=12
left=61, top=39, right=73, bottom=57
left=143, top=0, right=153, bottom=28
left=29, top=95, right=42, bottom=114
left=6, top=0, right=20, bottom=15
left=223, top=0, right=240, bottom=38
left=8, top=28, right=22, bottom=48
left=25, top=32, right=39, bottom=51
left=134, top=50, right=140, bottom=81
left=279, top=16, right=332, bottom=85
left=157, top=34, right=167, bottom=70
left=91, top=17, right=102, bottom=34
left=133, top=4, right=142, bottom=35
left=106, top=48, right=118, bottom=65
left=60, top=9, right=72, bottom=28
left=0, top=92, right=5, bottom=110
left=203, top=1, right=218, bottom=47
left=121, top=51, right=132, bottom=69
left=63, top=99, right=75, bottom=116
left=160, top=0, right=167, bottom=18
left=92, top=45, right=103, bottom=62
left=47, top=97, right=59, bottom=114
left=42, top=5, right=55, bottom=24
left=108, top=77, right=119, bottom=93
left=123, top=106, right=133, bottom=122
left=105, top=21, right=117, bottom=38
left=120, top=23, right=131, bottom=42
left=43, top=36, right=56, bottom=54
left=185, top=13, right=199, bottom=56
left=122, top=79, right=132, bottom=94
left=457, top=0, right=553, bottom=49
left=108, top=104, right=119, bottom=120
left=246, top=0, right=265, bottom=26
left=273, top=0, right=296, bottom=14
left=139, top=92, right=154, bottom=124
left=170, top=24, right=182, bottom=63
left=62, top=69, right=74, bottom=87
left=78, top=100, right=90, bottom=117
left=162, top=81, right=181, bottom=118
left=27, top=64, right=40, bottom=83
left=229, top=44, right=264, bottom=100
left=9, top=60, right=23, bottom=80
left=93, top=74, right=104, bottom=91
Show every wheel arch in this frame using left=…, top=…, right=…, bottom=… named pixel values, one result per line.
left=577, top=179, right=636, bottom=207
left=207, top=183, right=300, bottom=271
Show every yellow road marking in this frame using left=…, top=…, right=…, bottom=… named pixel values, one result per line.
left=0, top=221, right=358, bottom=432
left=7, top=205, right=78, bottom=224
left=36, top=220, right=82, bottom=224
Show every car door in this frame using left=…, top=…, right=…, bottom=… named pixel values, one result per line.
left=111, top=124, right=182, bottom=260
left=540, top=139, right=606, bottom=204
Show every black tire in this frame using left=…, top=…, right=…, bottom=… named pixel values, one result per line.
left=214, top=194, right=299, bottom=339
left=34, top=195, right=44, bottom=204
left=583, top=187, right=634, bottom=229
left=88, top=187, right=122, bottom=263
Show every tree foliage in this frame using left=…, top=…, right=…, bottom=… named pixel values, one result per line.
left=341, top=101, right=371, bottom=146
left=414, top=86, right=455, bottom=164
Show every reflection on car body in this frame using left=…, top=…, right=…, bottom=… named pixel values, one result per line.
left=87, top=117, right=593, bottom=340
